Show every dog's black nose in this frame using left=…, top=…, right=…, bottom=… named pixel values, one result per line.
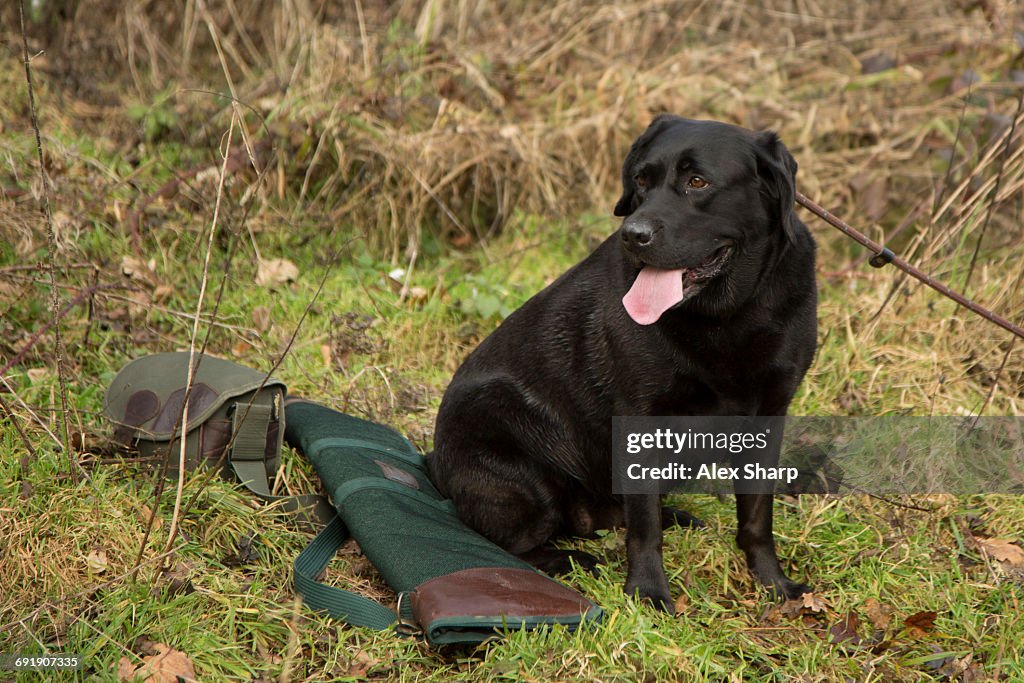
left=621, top=219, right=655, bottom=248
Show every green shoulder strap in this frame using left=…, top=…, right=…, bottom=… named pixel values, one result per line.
left=294, top=515, right=414, bottom=631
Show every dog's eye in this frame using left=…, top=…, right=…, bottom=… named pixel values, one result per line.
left=634, top=175, right=647, bottom=191
left=687, top=176, right=709, bottom=190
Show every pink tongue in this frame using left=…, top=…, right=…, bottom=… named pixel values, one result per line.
left=622, top=266, right=685, bottom=325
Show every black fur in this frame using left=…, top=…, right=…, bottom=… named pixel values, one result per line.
left=427, top=116, right=817, bottom=612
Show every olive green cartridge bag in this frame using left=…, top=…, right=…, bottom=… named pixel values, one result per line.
left=103, top=352, right=288, bottom=502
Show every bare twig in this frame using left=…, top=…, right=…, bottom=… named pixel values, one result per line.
left=173, top=236, right=354, bottom=527
left=18, top=0, right=75, bottom=481
left=163, top=115, right=238, bottom=555
left=964, top=91, right=1024, bottom=292
left=0, top=393, right=38, bottom=475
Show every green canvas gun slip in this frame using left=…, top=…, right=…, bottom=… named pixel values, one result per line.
left=103, top=352, right=332, bottom=525
left=284, top=399, right=603, bottom=645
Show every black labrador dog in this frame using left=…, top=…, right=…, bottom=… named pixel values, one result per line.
left=427, top=115, right=817, bottom=612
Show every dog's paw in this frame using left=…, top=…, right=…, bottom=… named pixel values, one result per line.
left=520, top=547, right=601, bottom=576
left=772, top=578, right=813, bottom=601
left=661, top=506, right=706, bottom=529
left=567, top=550, right=602, bottom=576
left=624, top=579, right=675, bottom=614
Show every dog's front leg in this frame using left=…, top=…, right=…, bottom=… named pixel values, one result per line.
left=734, top=422, right=811, bottom=600
left=623, top=493, right=674, bottom=613
left=735, top=494, right=807, bottom=599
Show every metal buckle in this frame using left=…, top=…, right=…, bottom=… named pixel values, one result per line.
left=394, top=592, right=422, bottom=637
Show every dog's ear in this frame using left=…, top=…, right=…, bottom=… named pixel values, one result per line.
left=614, top=114, right=681, bottom=217
left=755, top=131, right=799, bottom=243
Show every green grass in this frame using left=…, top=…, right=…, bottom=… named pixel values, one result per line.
left=3, top=3, right=1024, bottom=680
left=2, top=204, right=1023, bottom=680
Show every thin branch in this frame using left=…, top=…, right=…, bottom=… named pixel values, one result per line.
left=18, top=0, right=75, bottom=481
left=163, top=115, right=237, bottom=555
left=963, top=90, right=1024, bottom=292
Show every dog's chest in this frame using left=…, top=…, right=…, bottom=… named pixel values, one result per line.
left=650, top=322, right=802, bottom=414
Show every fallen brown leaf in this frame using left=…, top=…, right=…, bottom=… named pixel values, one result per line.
left=977, top=538, right=1024, bottom=567
left=903, top=610, right=938, bottom=638
left=158, top=561, right=195, bottom=596
left=117, top=643, right=196, bottom=682
left=255, top=257, right=298, bottom=287
left=117, top=657, right=137, bottom=681
left=135, top=504, right=163, bottom=533
left=342, top=649, right=379, bottom=678
left=864, top=597, right=893, bottom=630
left=801, top=592, right=829, bottom=612
left=829, top=611, right=862, bottom=646
left=86, top=548, right=108, bottom=574
left=779, top=592, right=828, bottom=620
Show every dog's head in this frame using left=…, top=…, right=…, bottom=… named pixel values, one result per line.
left=614, top=115, right=801, bottom=323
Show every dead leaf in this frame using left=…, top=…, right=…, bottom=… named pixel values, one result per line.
left=801, top=592, right=828, bottom=612
left=977, top=538, right=1024, bottom=567
left=903, top=610, right=938, bottom=638
left=158, top=561, right=195, bottom=596
left=779, top=598, right=804, bottom=619
left=829, top=611, right=861, bottom=646
left=86, top=548, right=108, bottom=574
left=135, top=504, right=163, bottom=533
left=673, top=592, right=689, bottom=614
left=255, top=258, right=298, bottom=287
left=26, top=368, right=49, bottom=383
left=759, top=603, right=783, bottom=625
left=117, top=657, right=137, bottom=681
left=121, top=256, right=159, bottom=288
left=864, top=597, right=893, bottom=630
left=117, top=643, right=196, bottom=682
left=779, top=591, right=828, bottom=620
left=223, top=532, right=260, bottom=567
left=955, top=653, right=984, bottom=683
left=342, top=649, right=379, bottom=678
left=70, top=430, right=92, bottom=454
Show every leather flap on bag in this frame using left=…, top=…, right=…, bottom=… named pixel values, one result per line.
left=410, top=567, right=597, bottom=628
